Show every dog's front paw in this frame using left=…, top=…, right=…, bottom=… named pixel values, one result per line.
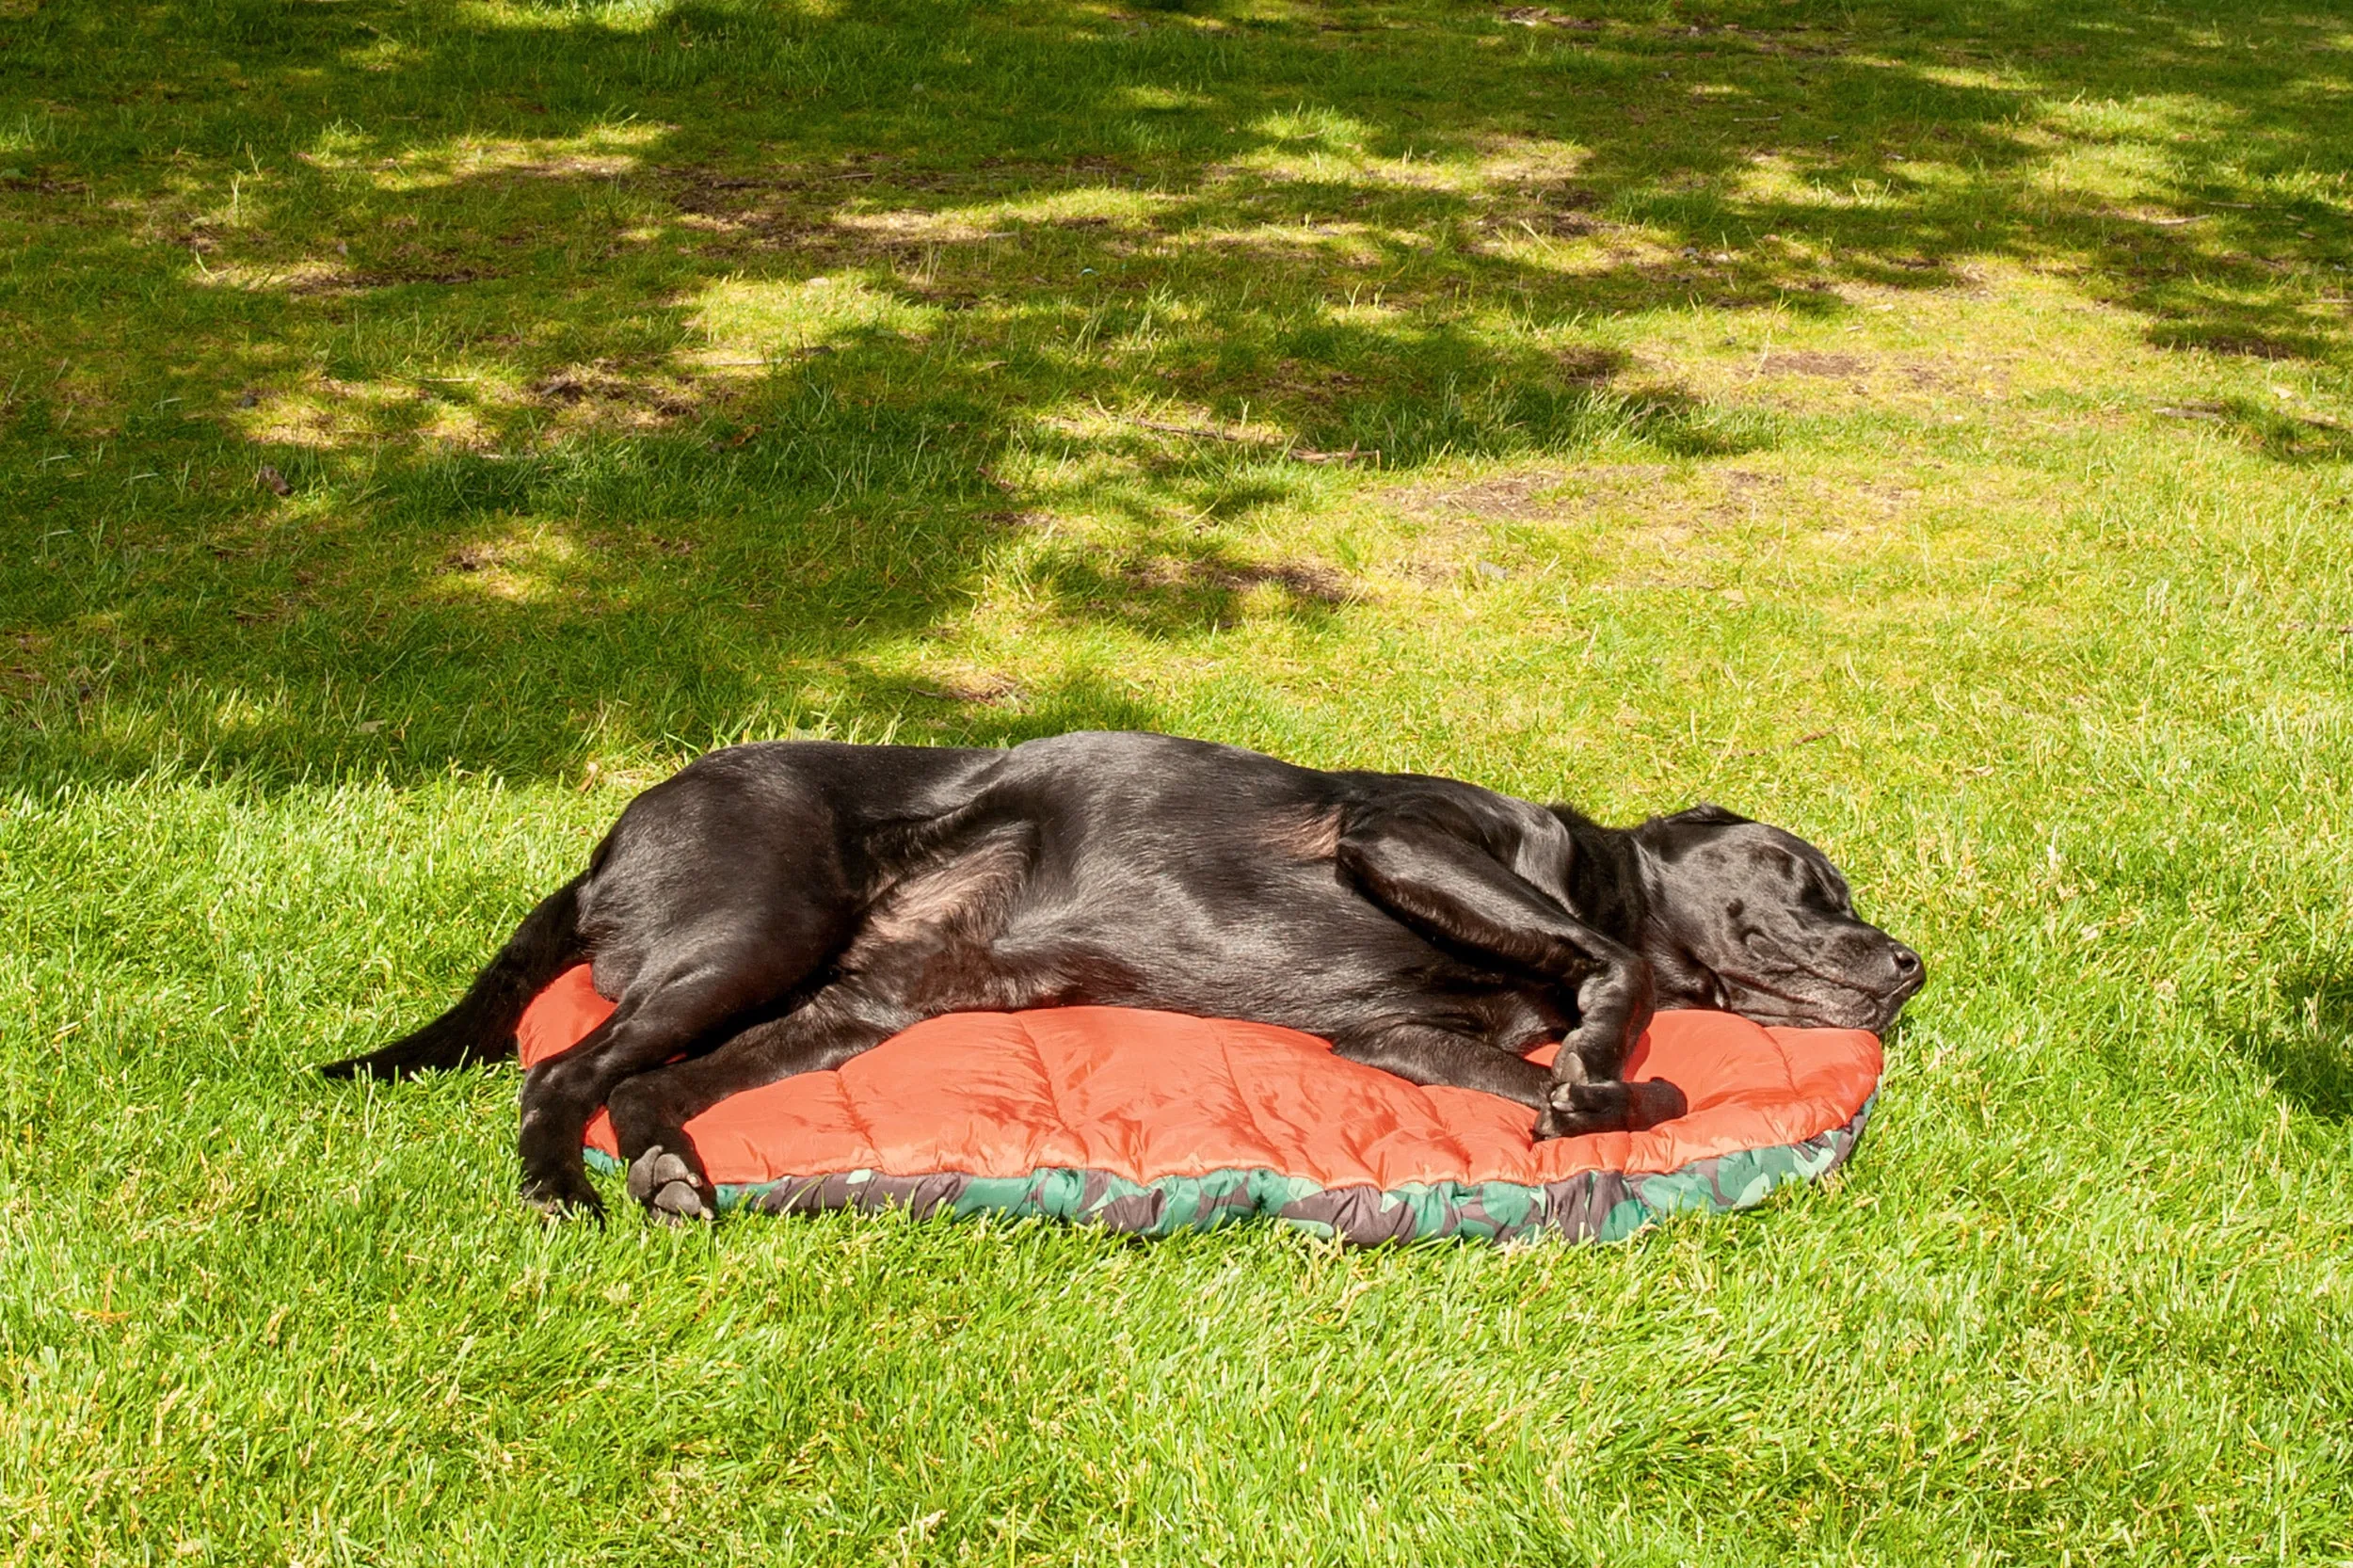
left=1532, top=1097, right=1613, bottom=1143
left=1625, top=1078, right=1689, bottom=1128
left=1530, top=1079, right=1689, bottom=1141
left=626, top=1144, right=717, bottom=1224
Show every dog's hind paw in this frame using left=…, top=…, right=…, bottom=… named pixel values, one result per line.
left=520, top=1170, right=607, bottom=1222
left=626, top=1145, right=716, bottom=1224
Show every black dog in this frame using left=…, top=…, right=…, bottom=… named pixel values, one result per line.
left=325, top=731, right=1922, bottom=1220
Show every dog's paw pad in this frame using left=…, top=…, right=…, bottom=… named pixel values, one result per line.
left=649, top=1179, right=715, bottom=1224
left=628, top=1145, right=714, bottom=1222
left=625, top=1145, right=693, bottom=1203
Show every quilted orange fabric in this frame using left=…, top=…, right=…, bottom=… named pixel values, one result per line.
left=518, top=965, right=1881, bottom=1191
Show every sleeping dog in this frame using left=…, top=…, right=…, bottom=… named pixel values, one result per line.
left=325, top=731, right=1923, bottom=1220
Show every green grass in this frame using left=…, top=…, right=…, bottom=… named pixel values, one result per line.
left=4, top=0, right=2352, bottom=1559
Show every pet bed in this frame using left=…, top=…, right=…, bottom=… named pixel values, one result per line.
left=518, top=966, right=1881, bottom=1244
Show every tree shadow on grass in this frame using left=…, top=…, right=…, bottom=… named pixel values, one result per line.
left=2, top=0, right=2349, bottom=789
left=2232, top=973, right=2353, bottom=1124
left=2155, top=398, right=2353, bottom=465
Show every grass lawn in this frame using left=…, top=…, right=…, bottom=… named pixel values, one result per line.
left=4, top=0, right=2352, bottom=1559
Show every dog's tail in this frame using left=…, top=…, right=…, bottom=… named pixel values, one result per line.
left=320, top=875, right=587, bottom=1080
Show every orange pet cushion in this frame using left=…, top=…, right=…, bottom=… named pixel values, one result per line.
left=520, top=966, right=1882, bottom=1243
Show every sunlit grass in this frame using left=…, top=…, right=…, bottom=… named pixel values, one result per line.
left=4, top=0, right=2352, bottom=1560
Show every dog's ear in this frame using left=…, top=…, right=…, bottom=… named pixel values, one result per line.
left=1632, top=802, right=1753, bottom=858
left=1663, top=803, right=1751, bottom=828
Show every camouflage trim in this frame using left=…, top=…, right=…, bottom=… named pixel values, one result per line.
left=583, top=1095, right=1874, bottom=1245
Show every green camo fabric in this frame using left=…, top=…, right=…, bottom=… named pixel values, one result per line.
left=584, top=1095, right=1875, bottom=1246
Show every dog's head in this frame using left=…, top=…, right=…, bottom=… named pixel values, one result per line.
left=1629, top=805, right=1923, bottom=1033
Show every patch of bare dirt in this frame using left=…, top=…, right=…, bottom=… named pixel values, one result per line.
left=661, top=166, right=861, bottom=248
left=0, top=171, right=88, bottom=196
left=532, top=372, right=596, bottom=405
left=354, top=265, right=494, bottom=288
left=1127, top=556, right=1351, bottom=605
left=981, top=508, right=1056, bottom=534
left=1268, top=359, right=1367, bottom=405
left=274, top=263, right=361, bottom=297
left=1400, top=465, right=1785, bottom=584
left=1760, top=350, right=1866, bottom=377
left=1555, top=347, right=1622, bottom=383
left=1497, top=8, right=1604, bottom=28
left=1473, top=182, right=1613, bottom=245
left=279, top=259, right=496, bottom=296
left=1860, top=481, right=1921, bottom=516
left=1391, top=470, right=1572, bottom=522
left=1393, top=462, right=1704, bottom=524
left=832, top=209, right=1007, bottom=246
left=529, top=362, right=697, bottom=421
left=2186, top=334, right=2301, bottom=360
left=657, top=155, right=1149, bottom=261
left=910, top=672, right=1026, bottom=706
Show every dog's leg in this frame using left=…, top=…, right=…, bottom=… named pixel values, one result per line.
left=604, top=985, right=909, bottom=1223
left=517, top=960, right=775, bottom=1217
left=1330, top=1021, right=1553, bottom=1107
left=519, top=903, right=851, bottom=1216
left=1337, top=819, right=1669, bottom=1139
left=514, top=759, right=869, bottom=1217
left=601, top=820, right=1043, bottom=1220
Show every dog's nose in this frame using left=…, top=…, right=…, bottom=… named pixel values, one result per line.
left=1889, top=941, right=1923, bottom=981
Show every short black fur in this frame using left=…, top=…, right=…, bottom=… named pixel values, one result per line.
left=323, top=732, right=1924, bottom=1220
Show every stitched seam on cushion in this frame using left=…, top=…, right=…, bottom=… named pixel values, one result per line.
left=1210, top=1021, right=1293, bottom=1176
left=1218, top=1029, right=1487, bottom=1187
left=1022, top=1016, right=1080, bottom=1160
left=830, top=1071, right=883, bottom=1168
left=1412, top=1081, right=1481, bottom=1182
